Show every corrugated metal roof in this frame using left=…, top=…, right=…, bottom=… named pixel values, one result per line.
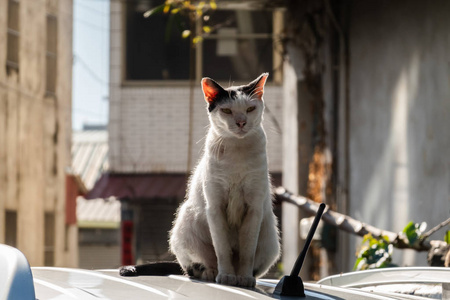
left=72, top=130, right=118, bottom=225
left=72, top=130, right=109, bottom=190
left=77, top=197, right=121, bottom=228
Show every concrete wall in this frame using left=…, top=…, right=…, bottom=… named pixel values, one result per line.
left=109, top=1, right=283, bottom=174
left=348, top=0, right=450, bottom=268
left=0, top=0, right=76, bottom=267
left=109, top=86, right=283, bottom=173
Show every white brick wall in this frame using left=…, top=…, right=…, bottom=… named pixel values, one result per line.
left=109, top=4, right=282, bottom=174
left=109, top=86, right=283, bottom=173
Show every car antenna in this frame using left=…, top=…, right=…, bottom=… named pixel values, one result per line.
left=274, top=202, right=326, bottom=297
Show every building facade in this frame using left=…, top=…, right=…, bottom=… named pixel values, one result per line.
left=281, top=0, right=450, bottom=274
left=109, top=2, right=284, bottom=175
left=0, top=0, right=76, bottom=267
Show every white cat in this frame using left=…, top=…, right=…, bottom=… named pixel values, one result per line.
left=169, top=73, right=280, bottom=287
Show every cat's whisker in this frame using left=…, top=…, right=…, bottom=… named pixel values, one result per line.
left=196, top=136, right=205, bottom=145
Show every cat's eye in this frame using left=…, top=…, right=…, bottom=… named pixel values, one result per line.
left=221, top=108, right=232, bottom=114
left=247, top=106, right=256, bottom=113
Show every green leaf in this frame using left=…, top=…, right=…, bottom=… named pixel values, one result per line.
left=353, top=257, right=365, bottom=271
left=143, top=4, right=165, bottom=18
left=193, top=36, right=203, bottom=44
left=445, top=230, right=450, bottom=244
left=203, top=26, right=211, bottom=33
left=182, top=30, right=191, bottom=38
left=354, top=233, right=394, bottom=271
left=362, top=233, right=371, bottom=244
left=163, top=4, right=171, bottom=14
left=403, top=221, right=419, bottom=245
left=403, top=221, right=415, bottom=233
left=402, top=221, right=427, bottom=245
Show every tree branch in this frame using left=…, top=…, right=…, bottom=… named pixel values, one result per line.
left=421, top=217, right=450, bottom=240
left=275, top=187, right=448, bottom=252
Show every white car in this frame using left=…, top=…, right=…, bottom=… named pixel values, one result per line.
left=1, top=244, right=449, bottom=300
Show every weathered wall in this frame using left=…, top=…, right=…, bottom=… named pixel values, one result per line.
left=0, top=0, right=6, bottom=244
left=0, top=0, right=75, bottom=266
left=109, top=86, right=283, bottom=174
left=108, top=1, right=283, bottom=174
left=348, top=0, right=450, bottom=268
left=55, top=0, right=76, bottom=267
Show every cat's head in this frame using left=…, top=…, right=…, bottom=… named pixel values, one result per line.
left=201, top=73, right=269, bottom=139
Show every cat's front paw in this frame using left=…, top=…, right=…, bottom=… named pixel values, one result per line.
left=237, top=275, right=256, bottom=287
left=216, top=273, right=237, bottom=286
left=119, top=265, right=137, bottom=276
left=201, top=268, right=218, bottom=282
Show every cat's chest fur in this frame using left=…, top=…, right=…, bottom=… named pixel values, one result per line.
left=205, top=130, right=267, bottom=227
left=209, top=130, right=266, bottom=169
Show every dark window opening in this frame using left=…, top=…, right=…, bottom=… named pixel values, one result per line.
left=44, top=212, right=55, bottom=266
left=46, top=14, right=58, bottom=95
left=203, top=38, right=273, bottom=82
left=125, top=0, right=191, bottom=80
left=202, top=10, right=273, bottom=82
left=124, top=2, right=278, bottom=82
left=7, top=0, right=20, bottom=74
left=5, top=210, right=17, bottom=247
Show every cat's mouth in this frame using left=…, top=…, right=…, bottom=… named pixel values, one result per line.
left=234, top=127, right=249, bottom=138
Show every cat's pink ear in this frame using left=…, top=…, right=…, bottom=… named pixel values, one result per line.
left=201, top=78, right=223, bottom=104
left=245, top=73, right=269, bottom=100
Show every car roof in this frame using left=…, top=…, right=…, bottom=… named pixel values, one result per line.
left=2, top=244, right=448, bottom=300
left=317, top=267, right=450, bottom=288
left=317, top=267, right=450, bottom=300
left=31, top=267, right=408, bottom=300
left=33, top=267, right=267, bottom=300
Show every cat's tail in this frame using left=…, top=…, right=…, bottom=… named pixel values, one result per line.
left=119, top=261, right=184, bottom=277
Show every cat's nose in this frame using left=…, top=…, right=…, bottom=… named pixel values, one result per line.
left=236, top=121, right=246, bottom=128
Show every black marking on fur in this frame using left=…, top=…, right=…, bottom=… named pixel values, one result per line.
left=120, top=265, right=137, bottom=276
left=187, top=263, right=206, bottom=277
left=187, top=267, right=194, bottom=277
left=206, top=75, right=268, bottom=114
left=208, top=103, right=217, bottom=112
left=206, top=74, right=268, bottom=113
left=228, top=89, right=237, bottom=100
left=119, top=262, right=184, bottom=277
left=207, top=88, right=238, bottom=112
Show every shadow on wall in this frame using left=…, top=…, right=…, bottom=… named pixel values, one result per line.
left=348, top=0, right=450, bottom=268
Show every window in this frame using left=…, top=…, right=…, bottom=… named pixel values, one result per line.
left=201, top=10, right=274, bottom=82
left=125, top=0, right=191, bottom=80
left=44, top=212, right=55, bottom=266
left=124, top=2, right=283, bottom=83
left=7, top=0, right=20, bottom=73
left=46, top=14, right=58, bottom=95
left=5, top=210, right=17, bottom=247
